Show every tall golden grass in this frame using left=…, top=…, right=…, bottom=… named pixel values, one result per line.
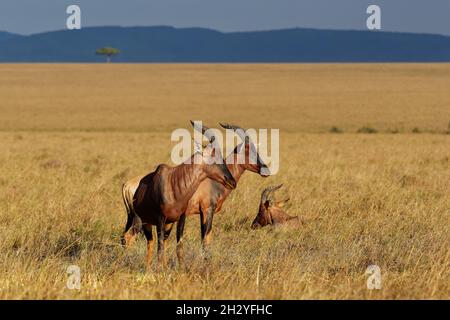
left=0, top=64, right=448, bottom=299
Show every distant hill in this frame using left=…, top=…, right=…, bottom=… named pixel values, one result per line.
left=1, top=26, right=450, bottom=62
left=0, top=31, right=21, bottom=42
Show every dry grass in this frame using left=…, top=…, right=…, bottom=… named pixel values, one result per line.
left=0, top=64, right=449, bottom=299
left=1, top=64, right=450, bottom=133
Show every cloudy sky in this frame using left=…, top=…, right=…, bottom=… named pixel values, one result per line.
left=0, top=0, right=449, bottom=35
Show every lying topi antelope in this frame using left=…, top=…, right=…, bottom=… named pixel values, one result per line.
left=174, top=123, right=271, bottom=264
left=122, top=121, right=236, bottom=271
left=251, top=184, right=301, bottom=229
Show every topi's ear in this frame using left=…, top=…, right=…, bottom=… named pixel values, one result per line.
left=220, top=122, right=247, bottom=143
left=274, top=198, right=290, bottom=208
left=202, top=142, right=216, bottom=157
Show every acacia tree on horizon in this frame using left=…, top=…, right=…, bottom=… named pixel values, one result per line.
left=95, top=47, right=120, bottom=63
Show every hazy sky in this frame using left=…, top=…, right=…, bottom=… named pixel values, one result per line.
left=0, top=0, right=449, bottom=35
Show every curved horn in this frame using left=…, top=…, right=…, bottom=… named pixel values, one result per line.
left=220, top=122, right=248, bottom=142
left=260, top=184, right=283, bottom=204
left=191, top=120, right=215, bottom=143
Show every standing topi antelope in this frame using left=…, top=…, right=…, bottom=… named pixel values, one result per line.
left=251, top=184, right=301, bottom=229
left=175, top=123, right=271, bottom=265
left=122, top=121, right=236, bottom=271
left=123, top=122, right=271, bottom=266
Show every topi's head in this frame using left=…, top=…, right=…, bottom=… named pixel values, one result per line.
left=191, top=121, right=236, bottom=190
left=220, top=123, right=270, bottom=177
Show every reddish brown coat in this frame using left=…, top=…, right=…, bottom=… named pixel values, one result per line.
left=121, top=123, right=236, bottom=271
left=251, top=184, right=301, bottom=229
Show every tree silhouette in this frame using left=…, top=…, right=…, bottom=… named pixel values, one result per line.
left=95, top=47, right=120, bottom=63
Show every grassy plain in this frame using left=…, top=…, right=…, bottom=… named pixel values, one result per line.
left=0, top=64, right=449, bottom=299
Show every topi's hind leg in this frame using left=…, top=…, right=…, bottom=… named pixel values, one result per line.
left=122, top=213, right=141, bottom=247
left=121, top=182, right=141, bottom=248
left=122, top=213, right=135, bottom=247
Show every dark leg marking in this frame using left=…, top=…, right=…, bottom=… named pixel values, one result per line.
left=176, top=214, right=186, bottom=268
left=200, top=206, right=215, bottom=260
left=143, top=224, right=154, bottom=272
left=156, top=218, right=167, bottom=271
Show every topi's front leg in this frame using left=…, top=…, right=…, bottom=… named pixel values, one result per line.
left=200, top=206, right=215, bottom=260
left=142, top=224, right=154, bottom=273
left=176, top=214, right=187, bottom=269
left=156, top=220, right=167, bottom=271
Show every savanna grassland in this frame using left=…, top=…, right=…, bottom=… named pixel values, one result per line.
left=0, top=64, right=449, bottom=299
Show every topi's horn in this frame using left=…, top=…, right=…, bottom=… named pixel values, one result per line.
left=261, top=184, right=283, bottom=204
left=219, top=122, right=249, bottom=143
left=191, top=120, right=215, bottom=143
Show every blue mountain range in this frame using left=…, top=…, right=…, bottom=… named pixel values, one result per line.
left=1, top=26, right=450, bottom=62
